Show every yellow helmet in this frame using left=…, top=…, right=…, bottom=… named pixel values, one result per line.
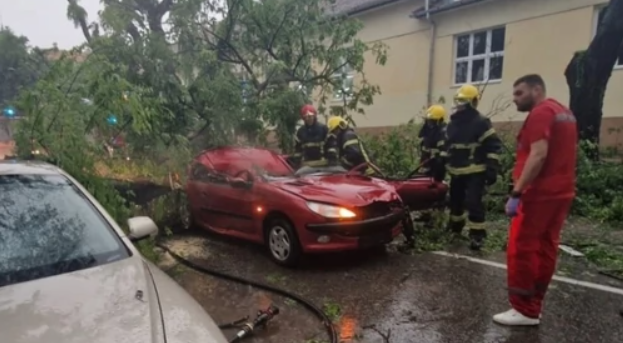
left=454, top=84, right=480, bottom=107
left=426, top=105, right=446, bottom=121
left=327, top=116, right=347, bottom=132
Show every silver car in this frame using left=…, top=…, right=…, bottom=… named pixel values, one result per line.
left=0, top=160, right=228, bottom=343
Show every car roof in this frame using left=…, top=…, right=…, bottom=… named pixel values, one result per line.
left=196, top=146, right=292, bottom=175
left=0, top=160, right=65, bottom=175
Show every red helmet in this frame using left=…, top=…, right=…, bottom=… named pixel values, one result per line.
left=300, top=104, right=317, bottom=118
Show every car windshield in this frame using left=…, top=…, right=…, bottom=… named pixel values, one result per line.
left=0, top=174, right=130, bottom=287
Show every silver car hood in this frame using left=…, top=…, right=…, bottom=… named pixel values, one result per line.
left=0, top=255, right=227, bottom=343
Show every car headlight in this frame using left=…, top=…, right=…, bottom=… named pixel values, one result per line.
left=306, top=201, right=356, bottom=219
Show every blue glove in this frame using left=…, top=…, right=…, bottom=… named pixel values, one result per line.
left=505, top=196, right=520, bottom=217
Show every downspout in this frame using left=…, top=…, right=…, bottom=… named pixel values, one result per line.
left=425, top=0, right=436, bottom=105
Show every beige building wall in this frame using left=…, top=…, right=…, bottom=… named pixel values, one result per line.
left=342, top=0, right=623, bottom=147
left=431, top=0, right=609, bottom=121
left=342, top=0, right=430, bottom=127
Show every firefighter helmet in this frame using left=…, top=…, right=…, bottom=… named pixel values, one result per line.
left=327, top=116, right=347, bottom=132
left=426, top=105, right=447, bottom=121
left=454, top=84, right=480, bottom=107
left=300, top=104, right=317, bottom=117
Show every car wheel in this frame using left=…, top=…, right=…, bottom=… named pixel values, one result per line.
left=265, top=218, right=302, bottom=267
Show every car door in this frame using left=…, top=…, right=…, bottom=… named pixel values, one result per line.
left=206, top=170, right=257, bottom=235
left=186, top=163, right=216, bottom=227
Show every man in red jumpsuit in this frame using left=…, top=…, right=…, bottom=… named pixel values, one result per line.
left=493, top=74, right=577, bottom=326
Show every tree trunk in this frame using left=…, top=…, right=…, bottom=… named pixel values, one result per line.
left=564, top=0, right=623, bottom=160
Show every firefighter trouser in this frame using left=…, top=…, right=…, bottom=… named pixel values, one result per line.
left=507, top=198, right=573, bottom=318
left=447, top=172, right=487, bottom=239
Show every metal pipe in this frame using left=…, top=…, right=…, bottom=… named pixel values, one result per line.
left=425, top=0, right=436, bottom=106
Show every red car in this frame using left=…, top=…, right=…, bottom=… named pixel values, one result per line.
left=186, top=146, right=446, bottom=266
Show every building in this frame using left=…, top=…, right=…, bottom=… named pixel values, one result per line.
left=331, top=0, right=623, bottom=147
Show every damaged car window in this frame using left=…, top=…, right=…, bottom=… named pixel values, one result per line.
left=0, top=174, right=129, bottom=287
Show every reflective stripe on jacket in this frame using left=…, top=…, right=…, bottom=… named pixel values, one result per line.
left=442, top=108, right=502, bottom=175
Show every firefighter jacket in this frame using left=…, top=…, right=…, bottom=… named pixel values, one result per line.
left=418, top=123, right=447, bottom=163
left=292, top=122, right=338, bottom=168
left=441, top=108, right=502, bottom=175
left=334, top=128, right=372, bottom=170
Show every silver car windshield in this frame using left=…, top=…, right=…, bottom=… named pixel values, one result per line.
left=0, top=174, right=130, bottom=287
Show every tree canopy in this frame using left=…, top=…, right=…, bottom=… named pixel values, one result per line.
left=0, top=27, right=48, bottom=108
left=53, top=0, right=387, bottom=153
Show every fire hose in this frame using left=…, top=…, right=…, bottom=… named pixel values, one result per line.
left=155, top=242, right=338, bottom=343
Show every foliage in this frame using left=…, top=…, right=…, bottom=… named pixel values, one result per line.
left=63, top=0, right=387, bottom=152
left=0, top=27, right=49, bottom=107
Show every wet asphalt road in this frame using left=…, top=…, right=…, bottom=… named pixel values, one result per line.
left=159, top=233, right=623, bottom=343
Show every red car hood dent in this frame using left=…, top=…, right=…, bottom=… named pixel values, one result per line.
left=274, top=175, right=398, bottom=206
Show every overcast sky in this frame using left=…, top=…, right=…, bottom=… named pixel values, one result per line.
left=0, top=0, right=102, bottom=49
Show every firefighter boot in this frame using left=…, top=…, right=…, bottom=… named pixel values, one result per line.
left=468, top=229, right=487, bottom=251
left=446, top=219, right=465, bottom=236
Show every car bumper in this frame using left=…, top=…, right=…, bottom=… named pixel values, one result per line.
left=302, top=209, right=404, bottom=252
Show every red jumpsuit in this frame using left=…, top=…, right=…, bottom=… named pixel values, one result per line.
left=508, top=98, right=577, bottom=318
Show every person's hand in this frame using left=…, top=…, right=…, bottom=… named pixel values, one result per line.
left=485, top=168, right=497, bottom=186
left=505, top=196, right=520, bottom=217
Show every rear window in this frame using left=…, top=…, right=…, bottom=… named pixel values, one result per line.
left=0, top=174, right=130, bottom=287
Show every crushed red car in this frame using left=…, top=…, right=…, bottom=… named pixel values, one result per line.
left=186, top=147, right=447, bottom=266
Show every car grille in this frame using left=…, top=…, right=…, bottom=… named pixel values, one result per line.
left=357, top=200, right=401, bottom=220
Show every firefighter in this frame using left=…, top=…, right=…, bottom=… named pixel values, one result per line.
left=326, top=115, right=374, bottom=174
left=327, top=116, right=416, bottom=252
left=291, top=104, right=338, bottom=169
left=442, top=84, right=502, bottom=250
left=418, top=104, right=447, bottom=181
left=415, top=104, right=448, bottom=227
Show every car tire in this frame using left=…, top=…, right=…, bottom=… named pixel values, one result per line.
left=264, top=217, right=302, bottom=267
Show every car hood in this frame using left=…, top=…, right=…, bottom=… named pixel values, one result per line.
left=0, top=255, right=225, bottom=343
left=274, top=174, right=399, bottom=206
left=0, top=257, right=158, bottom=343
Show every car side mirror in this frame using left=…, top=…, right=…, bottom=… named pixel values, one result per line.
left=127, top=216, right=158, bottom=242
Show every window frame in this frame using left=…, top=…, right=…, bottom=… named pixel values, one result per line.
left=452, top=26, right=506, bottom=86
left=331, top=57, right=355, bottom=102
left=592, top=5, right=623, bottom=69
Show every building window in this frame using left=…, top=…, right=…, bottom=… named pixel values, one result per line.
left=454, top=27, right=505, bottom=85
left=332, top=58, right=354, bottom=101
left=594, top=6, right=623, bottom=68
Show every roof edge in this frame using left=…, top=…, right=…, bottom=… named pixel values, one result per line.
left=338, top=0, right=404, bottom=17
left=411, top=0, right=489, bottom=19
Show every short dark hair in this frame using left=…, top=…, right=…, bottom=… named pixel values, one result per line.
left=513, top=74, right=546, bottom=91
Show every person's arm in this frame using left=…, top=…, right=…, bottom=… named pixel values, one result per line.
left=325, top=131, right=339, bottom=166
left=512, top=110, right=554, bottom=193
left=478, top=118, right=502, bottom=172
left=290, top=129, right=303, bottom=168
left=342, top=131, right=366, bottom=167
